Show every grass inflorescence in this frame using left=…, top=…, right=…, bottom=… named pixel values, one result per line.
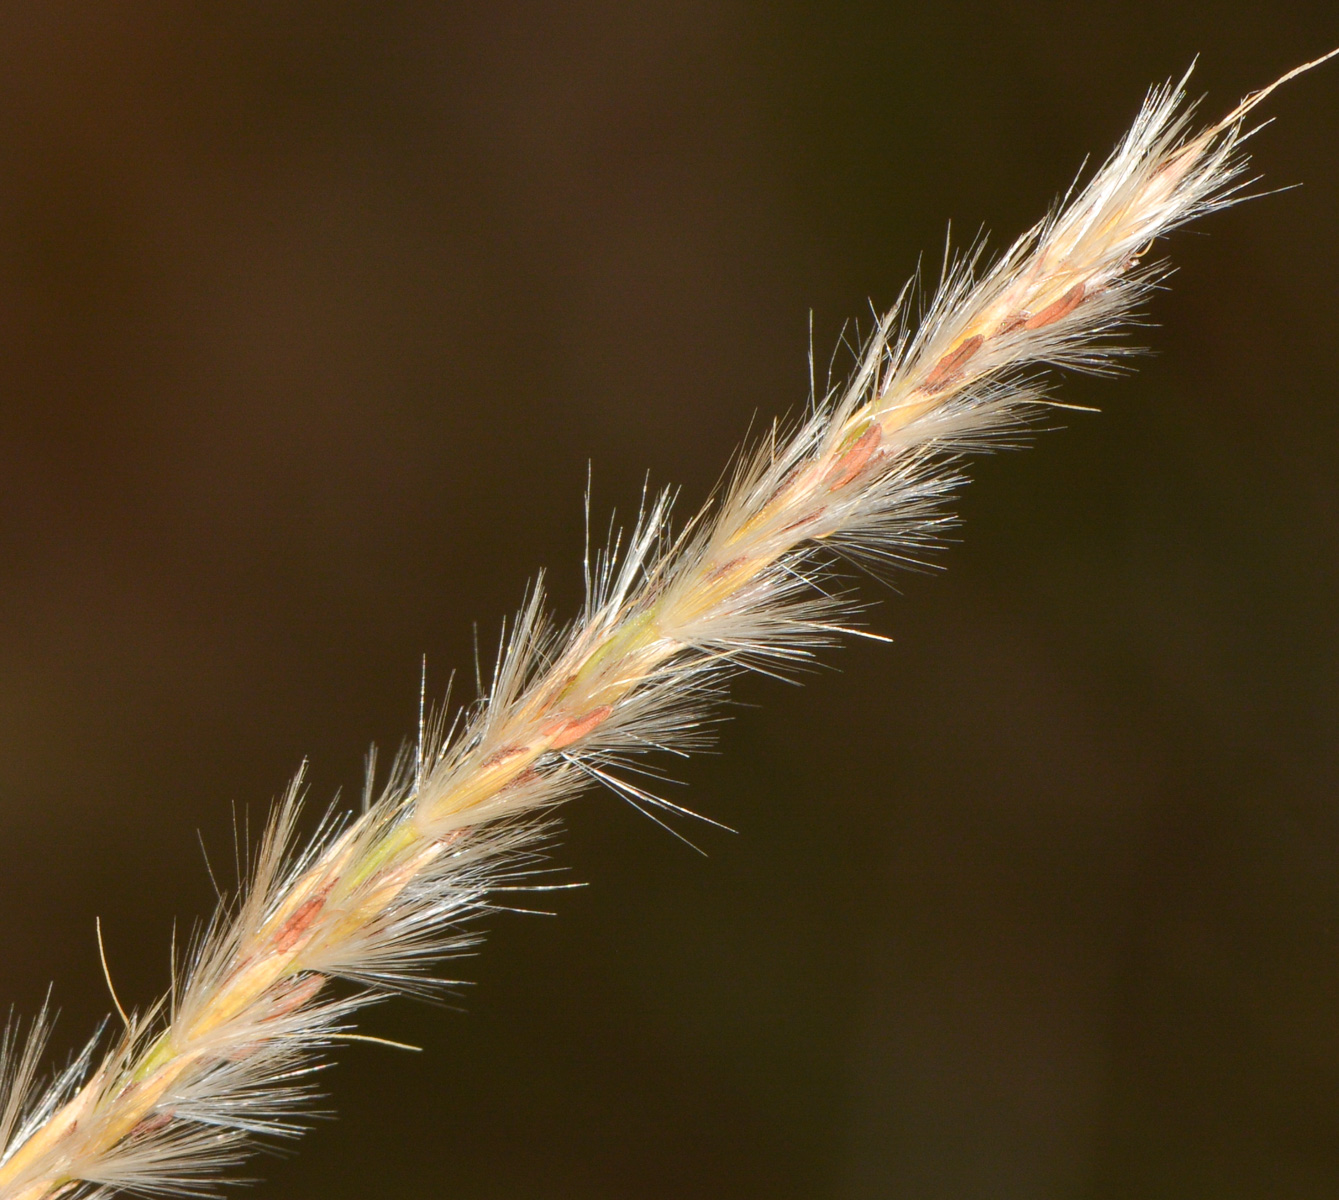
left=0, top=52, right=1334, bottom=1200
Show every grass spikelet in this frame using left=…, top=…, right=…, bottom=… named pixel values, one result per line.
left=0, top=53, right=1333, bottom=1200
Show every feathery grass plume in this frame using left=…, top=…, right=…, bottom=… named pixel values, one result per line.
left=0, top=52, right=1334, bottom=1200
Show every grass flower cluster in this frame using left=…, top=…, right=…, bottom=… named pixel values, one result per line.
left=0, top=54, right=1333, bottom=1200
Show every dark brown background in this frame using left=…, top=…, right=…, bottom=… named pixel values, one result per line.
left=2, top=4, right=1338, bottom=1198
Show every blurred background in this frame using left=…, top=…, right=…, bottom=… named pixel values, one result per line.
left=1, top=3, right=1338, bottom=1197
